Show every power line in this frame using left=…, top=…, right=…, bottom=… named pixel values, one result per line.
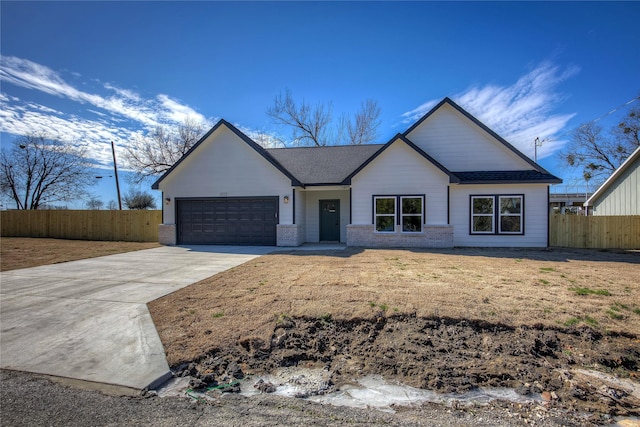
left=579, top=95, right=639, bottom=128
left=534, top=94, right=640, bottom=148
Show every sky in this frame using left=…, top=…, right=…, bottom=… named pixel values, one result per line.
left=1, top=1, right=639, bottom=208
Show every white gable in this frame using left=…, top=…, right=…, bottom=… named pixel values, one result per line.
left=405, top=103, right=532, bottom=172
left=351, top=138, right=450, bottom=225
left=158, top=124, right=291, bottom=224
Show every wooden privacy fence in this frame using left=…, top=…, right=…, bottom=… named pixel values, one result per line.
left=0, top=210, right=162, bottom=242
left=550, top=214, right=640, bottom=249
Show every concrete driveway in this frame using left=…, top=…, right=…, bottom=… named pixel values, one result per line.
left=0, top=245, right=273, bottom=392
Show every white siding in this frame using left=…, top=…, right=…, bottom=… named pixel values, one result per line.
left=450, top=184, right=550, bottom=247
left=294, top=189, right=306, bottom=230
left=351, top=140, right=450, bottom=225
left=302, top=189, right=350, bottom=243
left=405, top=103, right=532, bottom=172
left=158, top=125, right=292, bottom=224
left=592, top=158, right=640, bottom=215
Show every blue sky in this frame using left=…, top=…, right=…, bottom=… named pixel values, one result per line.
left=1, top=1, right=639, bottom=207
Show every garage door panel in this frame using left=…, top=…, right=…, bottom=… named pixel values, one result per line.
left=178, top=197, right=278, bottom=245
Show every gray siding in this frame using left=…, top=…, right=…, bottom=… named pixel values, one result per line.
left=592, top=157, right=640, bottom=215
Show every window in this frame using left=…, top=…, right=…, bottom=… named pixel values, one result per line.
left=374, top=195, right=424, bottom=233
left=471, top=196, right=494, bottom=233
left=499, top=196, right=523, bottom=234
left=470, top=195, right=523, bottom=235
left=375, top=197, right=396, bottom=232
left=401, top=196, right=423, bottom=233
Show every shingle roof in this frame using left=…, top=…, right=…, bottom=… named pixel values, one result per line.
left=453, top=170, right=562, bottom=184
left=266, top=144, right=383, bottom=185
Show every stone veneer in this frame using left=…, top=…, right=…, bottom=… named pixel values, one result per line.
left=158, top=224, right=177, bottom=245
left=346, top=224, right=454, bottom=248
left=277, top=224, right=304, bottom=247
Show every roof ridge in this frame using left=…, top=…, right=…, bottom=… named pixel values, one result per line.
left=266, top=143, right=385, bottom=151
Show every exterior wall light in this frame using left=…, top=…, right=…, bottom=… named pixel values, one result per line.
left=283, top=195, right=290, bottom=204
left=165, top=197, right=171, bottom=204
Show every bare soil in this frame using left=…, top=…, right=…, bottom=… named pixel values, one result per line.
left=0, top=237, right=159, bottom=271
left=149, top=247, right=640, bottom=418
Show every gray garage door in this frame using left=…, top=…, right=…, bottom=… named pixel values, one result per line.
left=177, top=197, right=278, bottom=245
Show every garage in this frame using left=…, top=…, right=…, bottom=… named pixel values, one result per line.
left=177, top=197, right=278, bottom=245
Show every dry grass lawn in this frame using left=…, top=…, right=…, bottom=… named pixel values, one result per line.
left=149, top=247, right=640, bottom=366
left=0, top=237, right=160, bottom=271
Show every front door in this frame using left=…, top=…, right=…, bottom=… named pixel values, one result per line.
left=319, top=200, right=340, bottom=241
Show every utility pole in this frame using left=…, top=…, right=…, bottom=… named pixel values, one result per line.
left=534, top=137, right=544, bottom=163
left=111, top=141, right=123, bottom=210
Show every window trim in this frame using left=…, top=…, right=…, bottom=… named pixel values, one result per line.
left=498, top=195, right=524, bottom=234
left=372, top=194, right=425, bottom=234
left=400, top=195, right=425, bottom=233
left=373, top=196, right=397, bottom=233
left=469, top=194, right=524, bottom=235
left=470, top=195, right=495, bottom=234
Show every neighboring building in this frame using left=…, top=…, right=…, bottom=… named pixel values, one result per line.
left=584, top=146, right=640, bottom=216
left=550, top=192, right=590, bottom=215
left=152, top=97, right=561, bottom=247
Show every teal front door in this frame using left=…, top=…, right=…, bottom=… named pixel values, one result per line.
left=320, top=200, right=340, bottom=241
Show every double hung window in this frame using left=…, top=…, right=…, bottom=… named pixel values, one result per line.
left=470, top=195, right=523, bottom=235
left=375, top=197, right=396, bottom=232
left=374, top=195, right=424, bottom=233
left=401, top=197, right=423, bottom=232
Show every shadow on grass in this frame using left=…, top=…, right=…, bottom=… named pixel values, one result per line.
left=266, top=246, right=640, bottom=264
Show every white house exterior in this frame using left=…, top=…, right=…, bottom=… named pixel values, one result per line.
left=584, top=146, right=640, bottom=216
left=152, top=98, right=561, bottom=247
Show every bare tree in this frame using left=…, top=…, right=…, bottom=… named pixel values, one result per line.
left=267, top=89, right=333, bottom=146
left=0, top=135, right=94, bottom=210
left=106, top=200, right=119, bottom=210
left=345, top=99, right=382, bottom=145
left=124, top=118, right=205, bottom=182
left=613, top=104, right=640, bottom=147
left=86, top=197, right=104, bottom=210
left=122, top=189, right=157, bottom=210
left=266, top=89, right=382, bottom=146
left=561, top=104, right=640, bottom=183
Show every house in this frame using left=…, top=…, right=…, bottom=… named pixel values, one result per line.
left=550, top=192, right=590, bottom=215
left=152, top=97, right=561, bottom=248
left=583, top=146, right=640, bottom=216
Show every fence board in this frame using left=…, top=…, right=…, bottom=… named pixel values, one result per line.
left=549, top=214, right=640, bottom=249
left=0, top=210, right=162, bottom=242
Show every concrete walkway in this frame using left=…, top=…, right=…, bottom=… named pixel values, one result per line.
left=0, top=245, right=273, bottom=392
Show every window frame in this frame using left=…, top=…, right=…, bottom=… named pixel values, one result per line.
left=470, top=196, right=495, bottom=234
left=373, top=196, right=397, bottom=233
left=373, top=195, right=425, bottom=234
left=400, top=195, right=424, bottom=233
left=498, top=195, right=524, bottom=234
left=469, top=194, right=524, bottom=236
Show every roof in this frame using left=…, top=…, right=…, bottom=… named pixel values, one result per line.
left=453, top=170, right=562, bottom=184
left=152, top=97, right=563, bottom=190
left=267, top=144, right=382, bottom=185
left=584, top=146, right=640, bottom=207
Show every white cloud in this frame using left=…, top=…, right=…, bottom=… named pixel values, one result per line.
left=157, top=94, right=207, bottom=124
left=400, top=100, right=439, bottom=124
left=401, top=61, right=579, bottom=160
left=0, top=55, right=211, bottom=168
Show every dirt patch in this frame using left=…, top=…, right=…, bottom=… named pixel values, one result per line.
left=0, top=237, right=160, bottom=271
left=149, top=247, right=640, bottom=416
